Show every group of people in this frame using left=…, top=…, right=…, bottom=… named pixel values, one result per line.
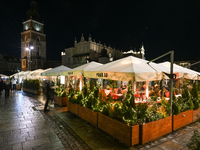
left=0, top=76, right=17, bottom=98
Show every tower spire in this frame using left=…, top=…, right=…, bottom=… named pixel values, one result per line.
left=26, top=0, right=40, bottom=21
left=88, top=34, right=92, bottom=41
left=81, top=33, right=85, bottom=42
left=140, top=43, right=145, bottom=59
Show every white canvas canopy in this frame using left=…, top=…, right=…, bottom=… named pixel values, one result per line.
left=0, top=74, right=9, bottom=78
left=159, top=62, right=200, bottom=80
left=10, top=71, right=31, bottom=83
left=61, top=61, right=103, bottom=76
left=61, top=61, right=102, bottom=91
left=84, top=56, right=165, bottom=82
left=41, top=65, right=71, bottom=76
left=10, top=71, right=30, bottom=78
left=26, top=69, right=45, bottom=80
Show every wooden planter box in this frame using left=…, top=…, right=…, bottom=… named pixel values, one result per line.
left=173, top=110, right=193, bottom=131
left=97, top=112, right=139, bottom=147
left=192, top=108, right=200, bottom=122
left=23, top=88, right=40, bottom=94
left=139, top=116, right=172, bottom=145
left=67, top=101, right=79, bottom=116
left=53, top=95, right=68, bottom=106
left=78, top=106, right=98, bottom=127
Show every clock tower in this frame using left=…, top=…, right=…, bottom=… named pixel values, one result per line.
left=21, top=1, right=46, bottom=71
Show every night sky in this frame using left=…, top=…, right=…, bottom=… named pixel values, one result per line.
left=0, top=0, right=200, bottom=62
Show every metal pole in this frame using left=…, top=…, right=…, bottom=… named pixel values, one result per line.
left=170, top=51, right=174, bottom=116
left=147, top=50, right=174, bottom=116
left=147, top=51, right=172, bottom=64
left=29, top=49, right=31, bottom=71
left=185, top=60, right=200, bottom=68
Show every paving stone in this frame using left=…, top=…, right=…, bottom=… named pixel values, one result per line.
left=171, top=135, right=192, bottom=146
left=47, top=135, right=60, bottom=143
left=33, top=140, right=65, bottom=150
left=22, top=137, right=50, bottom=149
left=0, top=145, right=12, bottom=150
left=7, top=138, right=26, bottom=145
left=12, top=143, right=23, bottom=150
left=157, top=141, right=184, bottom=150
left=149, top=146, right=164, bottom=150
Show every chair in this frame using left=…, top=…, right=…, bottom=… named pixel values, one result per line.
left=114, top=88, right=118, bottom=94
left=165, top=91, right=169, bottom=98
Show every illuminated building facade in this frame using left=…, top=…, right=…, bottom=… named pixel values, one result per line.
left=61, top=34, right=145, bottom=68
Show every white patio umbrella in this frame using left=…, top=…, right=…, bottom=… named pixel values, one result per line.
left=159, top=61, right=200, bottom=80
left=84, top=56, right=167, bottom=98
left=61, top=61, right=103, bottom=91
left=26, top=69, right=44, bottom=80
left=61, top=61, right=103, bottom=76
left=41, top=65, right=71, bottom=76
left=84, top=56, right=165, bottom=82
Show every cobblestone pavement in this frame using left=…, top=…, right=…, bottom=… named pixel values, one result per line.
left=0, top=91, right=90, bottom=150
left=1, top=90, right=200, bottom=150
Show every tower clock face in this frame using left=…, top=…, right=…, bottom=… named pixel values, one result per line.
left=34, top=23, right=40, bottom=31
left=25, top=23, right=28, bottom=30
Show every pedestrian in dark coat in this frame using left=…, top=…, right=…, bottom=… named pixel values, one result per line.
left=0, top=76, right=3, bottom=97
left=4, top=78, right=11, bottom=98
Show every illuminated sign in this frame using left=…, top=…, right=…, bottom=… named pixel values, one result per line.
left=68, top=72, right=73, bottom=75
left=96, top=73, right=108, bottom=78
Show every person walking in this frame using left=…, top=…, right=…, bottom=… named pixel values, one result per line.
left=11, top=77, right=16, bottom=90
left=0, top=76, right=3, bottom=97
left=4, top=78, right=11, bottom=98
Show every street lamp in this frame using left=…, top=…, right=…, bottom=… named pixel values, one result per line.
left=25, top=43, right=34, bottom=70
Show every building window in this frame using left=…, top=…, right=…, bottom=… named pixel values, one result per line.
left=22, top=60, right=26, bottom=66
left=36, top=37, right=40, bottom=42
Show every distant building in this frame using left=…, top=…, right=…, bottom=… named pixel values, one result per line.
left=21, top=1, right=46, bottom=71
left=123, top=44, right=145, bottom=59
left=61, top=34, right=145, bottom=68
left=45, top=60, right=62, bottom=69
left=175, top=60, right=200, bottom=72
left=0, top=54, right=21, bottom=75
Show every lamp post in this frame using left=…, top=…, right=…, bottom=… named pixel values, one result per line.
left=25, top=43, right=34, bottom=71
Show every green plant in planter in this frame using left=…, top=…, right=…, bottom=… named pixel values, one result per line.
left=161, top=97, right=171, bottom=115
left=187, top=130, right=200, bottom=150
left=108, top=102, right=123, bottom=121
left=173, top=97, right=181, bottom=115
left=68, top=82, right=75, bottom=102
left=145, top=102, right=165, bottom=123
left=187, top=115, right=200, bottom=150
left=190, top=81, right=200, bottom=110
left=82, top=78, right=88, bottom=98
left=23, top=79, right=40, bottom=90
left=172, top=85, right=194, bottom=115
left=150, top=96, right=158, bottom=102
left=182, top=85, right=194, bottom=111
left=136, top=103, right=147, bottom=124
left=81, top=80, right=101, bottom=111
left=73, top=91, right=82, bottom=104
left=101, top=103, right=112, bottom=116
left=122, top=81, right=137, bottom=125
left=54, top=84, right=67, bottom=97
